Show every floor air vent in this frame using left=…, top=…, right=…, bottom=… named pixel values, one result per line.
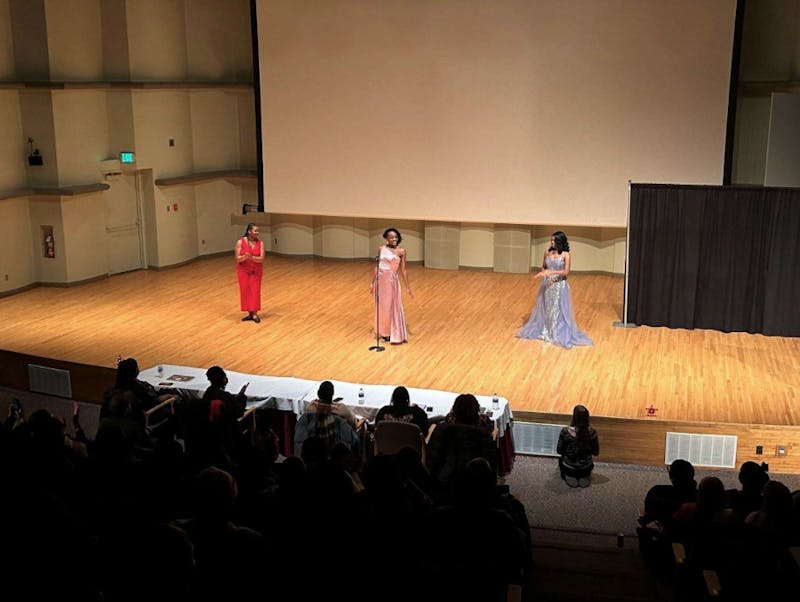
left=28, top=364, right=73, bottom=398
left=512, top=422, right=562, bottom=456
left=665, top=432, right=737, bottom=469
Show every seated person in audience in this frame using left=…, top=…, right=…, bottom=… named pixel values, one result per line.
left=642, top=459, right=698, bottom=525
left=182, top=366, right=247, bottom=465
left=375, top=385, right=429, bottom=435
left=302, top=384, right=356, bottom=427
left=637, top=459, right=697, bottom=569
left=172, top=467, right=269, bottom=600
left=672, top=476, right=736, bottom=545
left=98, top=391, right=152, bottom=451
left=725, top=460, right=769, bottom=522
left=745, top=480, right=793, bottom=546
left=201, top=366, right=248, bottom=421
left=792, top=490, right=800, bottom=546
left=556, top=404, right=599, bottom=488
left=427, top=458, right=528, bottom=602
left=202, top=365, right=248, bottom=449
left=441, top=397, right=494, bottom=434
left=426, top=393, right=498, bottom=485
left=104, top=357, right=178, bottom=422
left=293, top=381, right=359, bottom=457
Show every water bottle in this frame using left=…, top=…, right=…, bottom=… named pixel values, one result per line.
left=157, top=365, right=164, bottom=377
left=492, top=392, right=499, bottom=410
left=358, top=387, right=365, bottom=405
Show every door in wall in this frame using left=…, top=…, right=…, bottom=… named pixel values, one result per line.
left=104, top=173, right=144, bottom=274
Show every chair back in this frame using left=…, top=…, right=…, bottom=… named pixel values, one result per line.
left=373, top=420, right=424, bottom=459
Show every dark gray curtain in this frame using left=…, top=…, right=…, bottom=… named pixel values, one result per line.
left=626, top=184, right=800, bottom=336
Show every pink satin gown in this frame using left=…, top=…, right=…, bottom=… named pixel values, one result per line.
left=375, top=245, right=407, bottom=343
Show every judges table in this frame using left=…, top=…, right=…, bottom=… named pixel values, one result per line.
left=138, top=365, right=515, bottom=473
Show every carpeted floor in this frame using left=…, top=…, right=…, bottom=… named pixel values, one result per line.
left=505, top=454, right=800, bottom=536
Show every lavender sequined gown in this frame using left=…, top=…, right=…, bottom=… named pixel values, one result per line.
left=516, top=254, right=593, bottom=349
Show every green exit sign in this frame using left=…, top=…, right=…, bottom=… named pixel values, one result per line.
left=119, top=151, right=136, bottom=164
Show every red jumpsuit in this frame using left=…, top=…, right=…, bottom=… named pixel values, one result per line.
left=237, top=237, right=263, bottom=312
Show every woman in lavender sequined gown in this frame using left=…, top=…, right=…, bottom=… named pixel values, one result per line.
left=517, top=231, right=592, bottom=349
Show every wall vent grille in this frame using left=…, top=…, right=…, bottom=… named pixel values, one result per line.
left=665, top=432, right=737, bottom=468
left=28, top=364, right=73, bottom=398
left=512, top=422, right=562, bottom=456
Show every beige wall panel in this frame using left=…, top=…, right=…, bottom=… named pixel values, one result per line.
left=494, top=225, right=531, bottom=273
left=189, top=90, right=241, bottom=172
left=351, top=218, right=370, bottom=259
left=153, top=184, right=197, bottom=267
left=0, top=90, right=25, bottom=190
left=52, top=90, right=109, bottom=186
left=19, top=89, right=58, bottom=187
left=126, top=0, right=187, bottom=80
left=271, top=214, right=314, bottom=255
left=8, top=0, right=49, bottom=80
left=424, top=223, right=459, bottom=270
left=196, top=179, right=246, bottom=256
left=100, top=0, right=130, bottom=80
left=131, top=90, right=193, bottom=178
left=0, top=197, right=34, bottom=291
left=740, top=0, right=800, bottom=81
left=107, top=90, right=136, bottom=157
left=568, top=226, right=616, bottom=273
left=45, top=0, right=103, bottom=81
left=0, top=0, right=15, bottom=79
left=232, top=205, right=270, bottom=252
left=28, top=197, right=66, bottom=283
left=732, top=96, right=770, bottom=185
left=459, top=224, right=494, bottom=269
left=608, top=233, right=627, bottom=275
left=315, top=216, right=361, bottom=259
left=185, top=0, right=252, bottom=80
left=237, top=91, right=256, bottom=169
left=139, top=170, right=158, bottom=266
left=369, top=219, right=423, bottom=262
left=529, top=225, right=625, bottom=274
left=61, top=193, right=107, bottom=281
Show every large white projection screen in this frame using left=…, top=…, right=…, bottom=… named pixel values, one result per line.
left=257, top=0, right=735, bottom=226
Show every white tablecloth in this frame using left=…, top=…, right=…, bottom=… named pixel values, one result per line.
left=139, top=365, right=512, bottom=437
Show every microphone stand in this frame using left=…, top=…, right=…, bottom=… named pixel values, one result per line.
left=369, top=253, right=385, bottom=352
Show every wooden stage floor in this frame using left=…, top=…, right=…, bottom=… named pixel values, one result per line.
left=2, top=254, right=799, bottom=427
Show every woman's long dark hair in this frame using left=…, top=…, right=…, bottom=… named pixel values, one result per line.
left=244, top=223, right=256, bottom=237
left=549, top=230, right=569, bottom=253
left=451, top=394, right=480, bottom=426
left=570, top=404, right=591, bottom=439
left=391, top=386, right=410, bottom=408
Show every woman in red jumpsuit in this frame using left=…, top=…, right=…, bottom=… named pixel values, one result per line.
left=235, top=223, right=264, bottom=323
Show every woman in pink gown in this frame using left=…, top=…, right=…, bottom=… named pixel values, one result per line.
left=370, top=228, right=413, bottom=343
left=235, top=223, right=264, bottom=323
